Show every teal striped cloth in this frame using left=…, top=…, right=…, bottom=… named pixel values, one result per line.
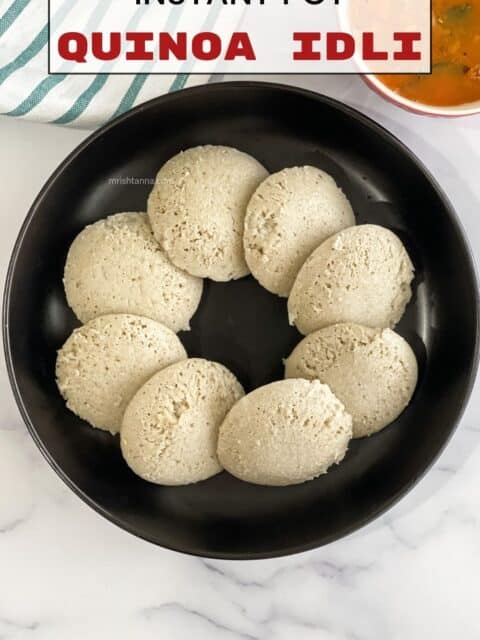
left=0, top=0, right=210, bottom=128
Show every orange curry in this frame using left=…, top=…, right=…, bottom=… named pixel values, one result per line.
left=380, top=1, right=480, bottom=106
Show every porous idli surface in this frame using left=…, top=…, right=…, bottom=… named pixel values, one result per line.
left=121, top=358, right=244, bottom=485
left=147, top=145, right=268, bottom=281
left=244, top=166, right=355, bottom=296
left=56, top=314, right=186, bottom=434
left=288, top=224, right=414, bottom=335
left=63, top=212, right=203, bottom=332
left=217, top=379, right=352, bottom=486
left=285, top=323, right=418, bottom=438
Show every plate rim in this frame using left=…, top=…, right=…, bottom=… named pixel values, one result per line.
left=3, top=81, right=479, bottom=559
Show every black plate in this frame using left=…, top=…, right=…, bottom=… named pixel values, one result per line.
left=4, top=82, right=479, bottom=559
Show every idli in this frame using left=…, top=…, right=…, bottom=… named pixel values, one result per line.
left=288, top=224, right=414, bottom=334
left=244, top=166, right=355, bottom=296
left=285, top=323, right=418, bottom=438
left=147, top=145, right=268, bottom=281
left=217, top=379, right=352, bottom=486
left=121, top=358, right=244, bottom=485
left=56, top=314, right=186, bottom=434
left=63, top=212, right=203, bottom=332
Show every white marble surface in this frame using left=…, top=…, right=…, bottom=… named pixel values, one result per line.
left=1, top=75, right=480, bottom=640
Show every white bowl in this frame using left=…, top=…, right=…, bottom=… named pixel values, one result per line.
left=335, top=0, right=480, bottom=118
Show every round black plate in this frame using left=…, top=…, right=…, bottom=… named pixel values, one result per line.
left=4, top=82, right=479, bottom=559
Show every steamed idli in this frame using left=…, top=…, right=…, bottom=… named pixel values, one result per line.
left=56, top=314, right=186, bottom=434
left=63, top=212, right=203, bottom=332
left=244, top=166, right=355, bottom=296
left=288, top=224, right=414, bottom=334
left=147, top=145, right=268, bottom=281
left=217, top=379, right=352, bottom=486
left=285, top=323, right=418, bottom=437
left=121, top=358, right=244, bottom=485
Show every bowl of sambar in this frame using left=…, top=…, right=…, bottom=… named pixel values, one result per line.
left=368, top=1, right=480, bottom=116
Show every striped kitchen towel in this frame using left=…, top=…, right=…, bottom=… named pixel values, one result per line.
left=0, top=0, right=210, bottom=128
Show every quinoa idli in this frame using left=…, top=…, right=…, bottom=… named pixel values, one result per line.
left=244, top=166, right=355, bottom=296
left=63, top=212, right=203, bottom=332
left=217, top=379, right=352, bottom=486
left=147, top=145, right=268, bottom=281
left=56, top=314, right=186, bottom=434
left=288, top=224, right=414, bottom=334
left=285, top=323, right=418, bottom=438
left=121, top=358, right=244, bottom=485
